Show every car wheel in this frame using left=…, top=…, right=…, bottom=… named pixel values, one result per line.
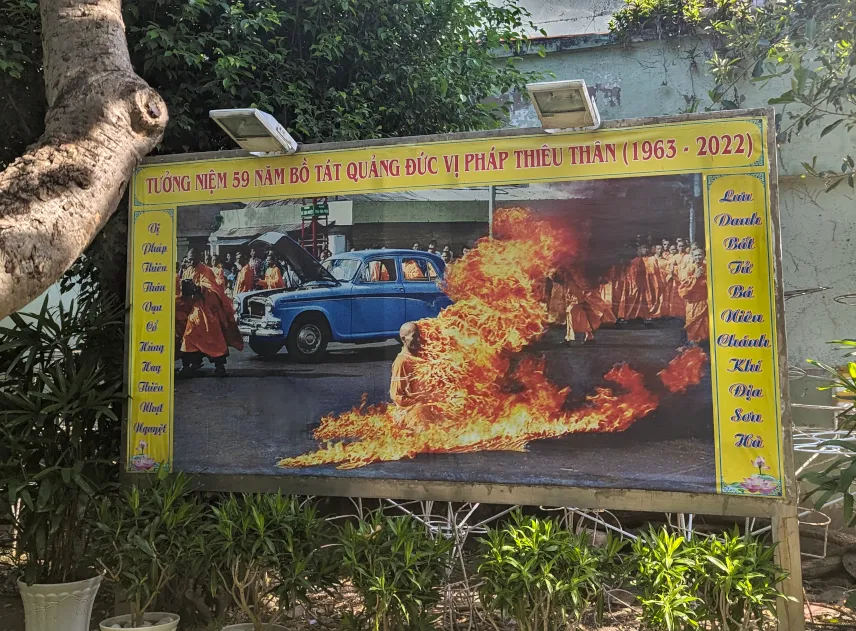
left=248, top=338, right=283, bottom=358
left=286, top=314, right=330, bottom=362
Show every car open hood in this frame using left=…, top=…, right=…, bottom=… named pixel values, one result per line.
left=248, top=232, right=336, bottom=283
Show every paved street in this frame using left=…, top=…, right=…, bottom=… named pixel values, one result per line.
left=173, top=320, right=716, bottom=493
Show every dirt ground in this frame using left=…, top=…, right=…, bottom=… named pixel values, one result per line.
left=3, top=579, right=856, bottom=631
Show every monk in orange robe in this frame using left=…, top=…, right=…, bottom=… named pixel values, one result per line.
left=211, top=255, right=227, bottom=289
left=605, top=262, right=628, bottom=320
left=620, top=246, right=649, bottom=320
left=175, top=260, right=189, bottom=358
left=545, top=271, right=567, bottom=326
left=176, top=249, right=244, bottom=377
left=656, top=246, right=672, bottom=315
left=664, top=244, right=686, bottom=317
left=680, top=247, right=697, bottom=283
left=389, top=322, right=440, bottom=426
left=403, top=259, right=427, bottom=281
left=260, top=253, right=286, bottom=289
left=643, top=245, right=665, bottom=319
left=658, top=247, right=674, bottom=317
left=674, top=242, right=692, bottom=274
left=369, top=260, right=391, bottom=281
left=598, top=269, right=613, bottom=315
left=232, top=252, right=255, bottom=295
left=680, top=244, right=693, bottom=270
left=564, top=270, right=614, bottom=343
left=678, top=249, right=709, bottom=343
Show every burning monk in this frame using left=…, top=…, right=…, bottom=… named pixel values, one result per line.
left=390, top=322, right=441, bottom=425
left=678, top=249, right=709, bottom=343
left=176, top=248, right=244, bottom=377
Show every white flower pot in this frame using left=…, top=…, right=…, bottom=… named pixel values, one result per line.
left=17, top=575, right=102, bottom=631
left=221, top=624, right=288, bottom=631
left=99, top=612, right=180, bottom=630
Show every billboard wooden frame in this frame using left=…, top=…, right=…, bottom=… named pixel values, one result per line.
left=123, top=109, right=803, bottom=630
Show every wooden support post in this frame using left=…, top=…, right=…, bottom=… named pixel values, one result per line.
left=772, top=500, right=805, bottom=631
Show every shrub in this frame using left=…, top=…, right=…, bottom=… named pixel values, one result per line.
left=632, top=525, right=787, bottom=631
left=90, top=469, right=203, bottom=627
left=695, top=528, right=788, bottom=631
left=609, top=0, right=705, bottom=40
left=477, top=510, right=622, bottom=631
left=632, top=527, right=700, bottom=631
left=207, top=493, right=335, bottom=631
left=339, top=511, right=454, bottom=631
left=0, top=293, right=123, bottom=584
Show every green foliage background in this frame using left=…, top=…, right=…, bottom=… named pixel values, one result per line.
left=0, top=0, right=543, bottom=301
left=0, top=0, right=542, bottom=168
left=609, top=0, right=856, bottom=187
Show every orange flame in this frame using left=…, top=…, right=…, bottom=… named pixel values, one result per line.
left=278, top=208, right=672, bottom=470
left=658, top=347, right=708, bottom=394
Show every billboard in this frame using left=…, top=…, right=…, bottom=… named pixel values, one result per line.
left=126, top=112, right=788, bottom=501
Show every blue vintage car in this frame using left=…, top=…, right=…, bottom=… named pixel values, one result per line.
left=235, top=232, right=453, bottom=361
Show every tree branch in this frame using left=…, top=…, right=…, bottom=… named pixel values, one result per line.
left=0, top=0, right=167, bottom=318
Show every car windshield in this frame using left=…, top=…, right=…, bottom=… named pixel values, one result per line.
left=322, top=258, right=361, bottom=281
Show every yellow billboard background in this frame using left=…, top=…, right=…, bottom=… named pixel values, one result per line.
left=706, top=173, right=784, bottom=494
left=127, top=209, right=175, bottom=471
left=127, top=115, right=785, bottom=498
left=132, top=118, right=765, bottom=206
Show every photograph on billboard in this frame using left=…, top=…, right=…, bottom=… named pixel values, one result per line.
left=127, top=114, right=786, bottom=499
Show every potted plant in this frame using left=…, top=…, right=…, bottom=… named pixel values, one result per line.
left=0, top=295, right=125, bottom=631
left=207, top=493, right=335, bottom=631
left=90, top=469, right=203, bottom=630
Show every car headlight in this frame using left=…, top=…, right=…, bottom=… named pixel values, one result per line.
left=264, top=298, right=274, bottom=315
left=233, top=298, right=241, bottom=313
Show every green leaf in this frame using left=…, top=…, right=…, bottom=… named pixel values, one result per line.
left=805, top=18, right=816, bottom=40
left=768, top=91, right=795, bottom=105
left=838, top=459, right=856, bottom=493
left=821, top=119, right=844, bottom=138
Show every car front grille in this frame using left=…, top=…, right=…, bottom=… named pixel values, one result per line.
left=248, top=301, right=266, bottom=318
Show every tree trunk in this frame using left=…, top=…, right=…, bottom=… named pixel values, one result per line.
left=0, top=0, right=167, bottom=318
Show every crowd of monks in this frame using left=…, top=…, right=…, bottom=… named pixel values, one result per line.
left=543, top=236, right=709, bottom=345
left=174, top=248, right=243, bottom=377
left=173, top=247, right=299, bottom=377
left=170, top=234, right=708, bottom=377
left=184, top=248, right=300, bottom=297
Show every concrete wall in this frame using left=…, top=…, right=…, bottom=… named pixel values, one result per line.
left=512, top=0, right=624, bottom=37
left=351, top=201, right=488, bottom=225
left=351, top=222, right=487, bottom=251
left=503, top=35, right=856, bottom=373
left=0, top=285, right=75, bottom=329
left=218, top=205, right=300, bottom=229
left=217, top=201, right=353, bottom=230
